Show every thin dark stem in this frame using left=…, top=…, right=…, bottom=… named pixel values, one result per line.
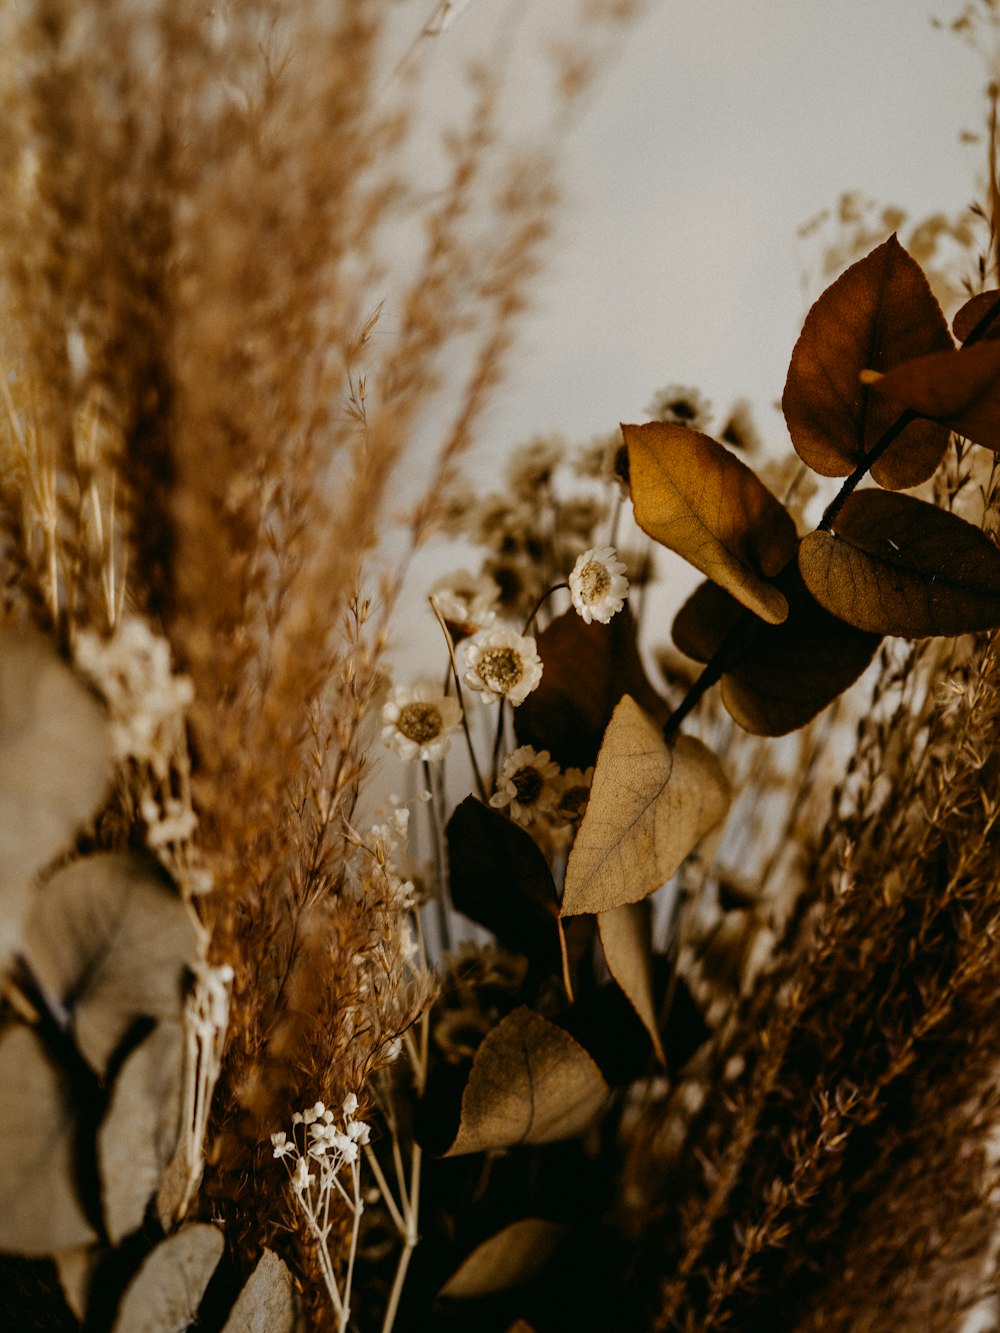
left=490, top=699, right=507, bottom=788
left=428, top=597, right=488, bottom=802
left=521, top=581, right=567, bottom=635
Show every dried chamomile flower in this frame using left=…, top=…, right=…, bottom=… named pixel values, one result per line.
left=382, top=682, right=462, bottom=762
left=483, top=553, right=548, bottom=620
left=490, top=745, right=560, bottom=824
left=646, top=383, right=711, bottom=432
left=462, top=627, right=543, bottom=706
left=431, top=569, right=499, bottom=638
left=473, top=493, right=538, bottom=552
left=554, top=766, right=594, bottom=826
left=506, top=435, right=564, bottom=500
left=558, top=495, right=608, bottom=541
left=569, top=545, right=629, bottom=624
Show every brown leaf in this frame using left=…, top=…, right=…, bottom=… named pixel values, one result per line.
left=24, top=853, right=201, bottom=1075
left=799, top=489, right=1000, bottom=637
left=870, top=339, right=1000, bottom=451
left=597, top=900, right=665, bottom=1065
left=0, top=1026, right=98, bottom=1255
left=222, top=1250, right=297, bottom=1333
left=782, top=235, right=953, bottom=489
left=671, top=579, right=743, bottom=663
left=446, top=797, right=559, bottom=967
left=624, top=421, right=797, bottom=624
left=439, top=1218, right=568, bottom=1299
left=111, top=1224, right=224, bottom=1333
left=673, top=572, right=881, bottom=736
left=98, top=1022, right=185, bottom=1244
left=514, top=606, right=667, bottom=770
left=0, top=630, right=111, bottom=964
left=953, top=290, right=1000, bottom=343
left=562, top=696, right=728, bottom=917
left=444, top=1007, right=608, bottom=1156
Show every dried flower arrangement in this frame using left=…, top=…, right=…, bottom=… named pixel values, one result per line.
left=4, top=2, right=1000, bottom=1332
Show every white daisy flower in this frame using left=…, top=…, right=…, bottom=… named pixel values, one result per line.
left=569, top=546, right=629, bottom=625
left=554, top=766, right=595, bottom=826
left=382, top=682, right=462, bottom=762
left=490, top=745, right=560, bottom=825
left=646, top=383, right=712, bottom=432
left=430, top=569, right=499, bottom=638
left=462, top=626, right=543, bottom=706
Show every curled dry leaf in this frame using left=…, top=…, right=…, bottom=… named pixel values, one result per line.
left=0, top=1025, right=98, bottom=1255
left=98, top=1021, right=185, bottom=1244
left=673, top=573, right=882, bottom=736
left=24, top=852, right=201, bottom=1075
left=221, top=1249, right=297, bottom=1333
left=953, top=289, right=1000, bottom=344
left=625, top=421, right=797, bottom=624
left=597, top=899, right=665, bottom=1065
left=0, top=629, right=111, bottom=964
left=869, top=339, right=1000, bottom=452
left=446, top=796, right=560, bottom=967
left=439, top=1218, right=568, bottom=1299
left=111, top=1223, right=224, bottom=1333
left=782, top=234, right=953, bottom=489
left=514, top=606, right=667, bottom=770
left=562, top=696, right=729, bottom=917
left=444, top=1007, right=608, bottom=1156
left=799, top=490, right=1000, bottom=637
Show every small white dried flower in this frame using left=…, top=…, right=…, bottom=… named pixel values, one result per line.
left=382, top=682, right=462, bottom=762
left=343, top=1092, right=359, bottom=1117
left=569, top=546, right=629, bottom=625
left=430, top=569, right=499, bottom=637
left=462, top=626, right=543, bottom=706
left=291, top=1157, right=315, bottom=1194
left=506, top=435, right=564, bottom=499
left=646, top=384, right=711, bottom=432
left=271, top=1132, right=290, bottom=1158
left=490, top=745, right=560, bottom=824
left=75, top=617, right=194, bottom=777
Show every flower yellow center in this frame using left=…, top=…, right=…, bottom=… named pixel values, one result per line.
left=397, top=702, right=443, bottom=744
left=478, top=647, right=523, bottom=694
left=579, top=561, right=611, bottom=601
left=512, top=766, right=544, bottom=805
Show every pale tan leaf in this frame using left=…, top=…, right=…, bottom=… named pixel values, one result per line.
left=0, top=1026, right=98, bottom=1255
left=222, top=1250, right=297, bottom=1333
left=99, top=1022, right=185, bottom=1244
left=625, top=422, right=797, bottom=623
left=562, top=696, right=729, bottom=917
left=24, top=852, right=200, bottom=1075
left=55, top=1246, right=100, bottom=1321
left=111, top=1223, right=224, bottom=1333
left=440, top=1219, right=568, bottom=1299
left=445, top=1008, right=608, bottom=1156
left=0, top=629, right=111, bottom=963
left=598, top=900, right=665, bottom=1064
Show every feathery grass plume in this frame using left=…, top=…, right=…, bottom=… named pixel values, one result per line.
left=0, top=0, right=650, bottom=1323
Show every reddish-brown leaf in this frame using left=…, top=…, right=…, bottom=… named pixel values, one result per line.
left=443, top=1008, right=608, bottom=1156
left=562, top=696, right=729, bottom=916
left=799, top=489, right=1000, bottom=636
left=624, top=421, right=797, bottom=624
left=673, top=572, right=881, bottom=736
left=953, top=290, right=1000, bottom=344
left=514, top=606, right=666, bottom=770
left=782, top=235, right=953, bottom=489
left=870, top=339, right=1000, bottom=451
